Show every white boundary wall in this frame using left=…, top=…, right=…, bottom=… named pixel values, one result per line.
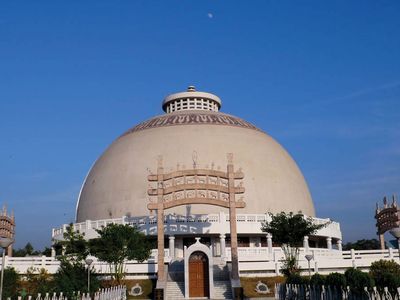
left=3, top=248, right=399, bottom=277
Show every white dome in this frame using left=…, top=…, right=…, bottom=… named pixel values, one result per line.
left=76, top=88, right=315, bottom=222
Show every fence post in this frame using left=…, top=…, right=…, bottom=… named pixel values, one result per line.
left=389, top=247, right=393, bottom=259
left=273, top=250, right=279, bottom=276
left=41, top=255, right=46, bottom=268
left=351, top=249, right=356, bottom=268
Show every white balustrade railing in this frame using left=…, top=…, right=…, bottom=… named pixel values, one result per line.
left=52, top=213, right=341, bottom=241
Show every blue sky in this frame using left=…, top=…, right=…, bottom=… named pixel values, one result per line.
left=0, top=1, right=399, bottom=249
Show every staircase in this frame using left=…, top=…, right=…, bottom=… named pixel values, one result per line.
left=165, top=257, right=233, bottom=299
left=213, top=280, right=233, bottom=299
left=166, top=259, right=185, bottom=300
left=166, top=280, right=185, bottom=300
left=213, top=258, right=232, bottom=299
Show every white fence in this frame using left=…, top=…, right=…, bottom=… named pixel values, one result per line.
left=275, top=283, right=400, bottom=300
left=12, top=286, right=126, bottom=300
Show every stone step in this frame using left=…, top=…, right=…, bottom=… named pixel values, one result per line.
left=166, top=281, right=185, bottom=300
left=213, top=281, right=232, bottom=300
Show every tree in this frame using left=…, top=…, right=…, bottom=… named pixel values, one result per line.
left=25, top=267, right=54, bottom=296
left=54, top=223, right=88, bottom=265
left=370, top=259, right=400, bottom=294
left=261, top=212, right=327, bottom=277
left=3, top=267, right=20, bottom=299
left=13, top=242, right=41, bottom=257
left=53, top=261, right=99, bottom=298
left=89, top=224, right=151, bottom=283
left=342, top=239, right=383, bottom=250
left=53, top=224, right=98, bottom=297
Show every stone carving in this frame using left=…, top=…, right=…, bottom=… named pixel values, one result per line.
left=163, top=195, right=172, bottom=202
left=221, top=193, right=229, bottom=201
left=255, top=281, right=270, bottom=294
left=186, top=191, right=195, bottom=198
left=129, top=283, right=143, bottom=296
left=175, top=191, right=184, bottom=200
left=209, top=191, right=217, bottom=199
left=121, top=112, right=262, bottom=136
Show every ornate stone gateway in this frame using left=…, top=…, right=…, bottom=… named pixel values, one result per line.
left=147, top=153, right=245, bottom=283
left=188, top=251, right=209, bottom=298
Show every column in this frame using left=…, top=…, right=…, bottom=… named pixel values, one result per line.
left=326, top=237, right=332, bottom=250
left=379, top=234, right=385, bottom=250
left=51, top=247, right=56, bottom=258
left=156, top=158, right=165, bottom=282
left=303, top=236, right=309, bottom=253
left=267, top=233, right=273, bottom=254
left=220, top=234, right=226, bottom=259
left=337, top=239, right=342, bottom=251
left=169, top=236, right=175, bottom=259
left=227, top=155, right=239, bottom=281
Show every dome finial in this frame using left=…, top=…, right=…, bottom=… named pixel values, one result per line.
left=162, top=86, right=222, bottom=113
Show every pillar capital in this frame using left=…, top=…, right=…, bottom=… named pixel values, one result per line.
left=219, top=234, right=226, bottom=239
left=169, top=235, right=175, bottom=240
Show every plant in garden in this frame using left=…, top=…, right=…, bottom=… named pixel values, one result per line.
left=54, top=224, right=89, bottom=265
left=325, top=272, right=346, bottom=288
left=24, top=267, right=54, bottom=296
left=345, top=268, right=374, bottom=296
left=310, top=273, right=325, bottom=286
left=53, top=224, right=98, bottom=298
left=53, top=261, right=99, bottom=299
left=369, top=259, right=400, bottom=294
left=89, top=224, right=151, bottom=283
left=286, top=273, right=309, bottom=285
left=261, top=212, right=327, bottom=277
left=3, top=267, right=20, bottom=299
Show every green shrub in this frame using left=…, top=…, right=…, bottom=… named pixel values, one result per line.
left=325, top=272, right=346, bottom=288
left=310, top=273, right=325, bottom=286
left=25, top=267, right=54, bottom=296
left=53, top=261, right=99, bottom=299
left=286, top=273, right=309, bottom=285
left=370, top=260, right=400, bottom=293
left=345, top=268, right=374, bottom=295
left=3, top=267, right=20, bottom=299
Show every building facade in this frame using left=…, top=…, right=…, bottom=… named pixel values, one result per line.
left=53, top=86, right=343, bottom=298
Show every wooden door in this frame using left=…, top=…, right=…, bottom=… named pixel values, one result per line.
left=189, top=251, right=209, bottom=298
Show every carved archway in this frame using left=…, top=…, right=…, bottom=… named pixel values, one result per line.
left=147, top=154, right=245, bottom=284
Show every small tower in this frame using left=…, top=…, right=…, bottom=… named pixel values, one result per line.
left=162, top=86, right=222, bottom=113
left=0, top=205, right=15, bottom=256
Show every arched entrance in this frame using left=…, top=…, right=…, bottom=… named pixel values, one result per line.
left=189, top=251, right=209, bottom=298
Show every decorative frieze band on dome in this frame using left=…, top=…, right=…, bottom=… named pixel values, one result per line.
left=121, top=112, right=262, bottom=136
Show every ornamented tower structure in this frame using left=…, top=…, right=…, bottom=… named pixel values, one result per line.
left=0, top=205, right=15, bottom=256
